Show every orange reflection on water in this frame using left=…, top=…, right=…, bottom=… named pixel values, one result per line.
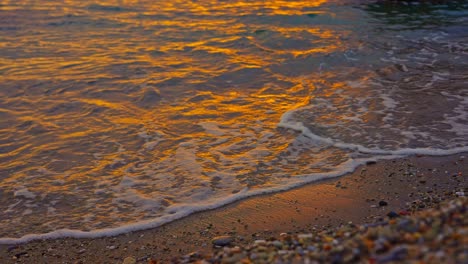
left=0, top=0, right=363, bottom=227
left=0, top=0, right=398, bottom=238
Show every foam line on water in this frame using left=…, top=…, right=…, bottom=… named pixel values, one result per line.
left=0, top=155, right=401, bottom=244
left=278, top=108, right=468, bottom=156
left=2, top=112, right=466, bottom=244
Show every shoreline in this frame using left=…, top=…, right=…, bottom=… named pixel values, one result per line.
left=0, top=153, right=466, bottom=263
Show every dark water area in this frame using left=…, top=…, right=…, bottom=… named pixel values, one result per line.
left=0, top=0, right=467, bottom=241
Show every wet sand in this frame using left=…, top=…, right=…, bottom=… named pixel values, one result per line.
left=0, top=153, right=466, bottom=263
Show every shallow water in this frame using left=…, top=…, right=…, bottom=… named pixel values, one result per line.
left=0, top=0, right=467, bottom=242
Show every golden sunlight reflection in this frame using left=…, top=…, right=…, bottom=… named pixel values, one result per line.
left=0, top=0, right=467, bottom=240
left=0, top=0, right=378, bottom=236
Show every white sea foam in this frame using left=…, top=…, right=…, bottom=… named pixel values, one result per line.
left=1, top=105, right=457, bottom=244
left=0, top=155, right=388, bottom=244
left=119, top=175, right=137, bottom=187
left=22, top=209, right=33, bottom=216
left=14, top=188, right=36, bottom=199
left=199, top=122, right=226, bottom=136
left=278, top=108, right=468, bottom=156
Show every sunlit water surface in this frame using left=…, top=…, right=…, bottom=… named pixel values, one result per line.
left=0, top=0, right=467, bottom=241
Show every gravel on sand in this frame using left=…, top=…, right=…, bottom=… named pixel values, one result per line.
left=175, top=194, right=467, bottom=264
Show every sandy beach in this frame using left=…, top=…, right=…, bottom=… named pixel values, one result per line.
left=0, top=153, right=466, bottom=263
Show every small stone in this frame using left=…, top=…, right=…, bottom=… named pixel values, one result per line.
left=212, top=235, right=233, bottom=247
left=187, top=251, right=201, bottom=258
left=230, top=246, right=242, bottom=254
left=387, top=211, right=399, bottom=218
left=122, top=256, right=136, bottom=264
left=272, top=240, right=283, bottom=248
left=254, top=239, right=267, bottom=245
left=250, top=253, right=258, bottom=259
left=14, top=252, right=28, bottom=259
left=297, top=233, right=313, bottom=239
left=377, top=246, right=408, bottom=263
left=223, top=252, right=245, bottom=263
left=307, top=245, right=317, bottom=251
left=379, top=200, right=388, bottom=206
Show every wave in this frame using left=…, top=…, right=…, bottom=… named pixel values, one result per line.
left=0, top=154, right=400, bottom=244
left=279, top=108, right=468, bottom=156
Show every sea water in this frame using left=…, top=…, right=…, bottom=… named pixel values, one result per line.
left=0, top=0, right=467, bottom=243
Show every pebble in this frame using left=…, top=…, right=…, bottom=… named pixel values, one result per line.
left=399, top=210, right=410, bottom=216
left=272, top=240, right=283, bottom=248
left=211, top=235, right=233, bottom=247
left=386, top=211, right=399, bottom=218
left=122, top=256, right=136, bottom=264
left=379, top=200, right=388, bottom=206
left=377, top=246, right=408, bottom=263
left=297, top=233, right=313, bottom=239
left=14, top=252, right=28, bottom=259
left=253, top=239, right=266, bottom=245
